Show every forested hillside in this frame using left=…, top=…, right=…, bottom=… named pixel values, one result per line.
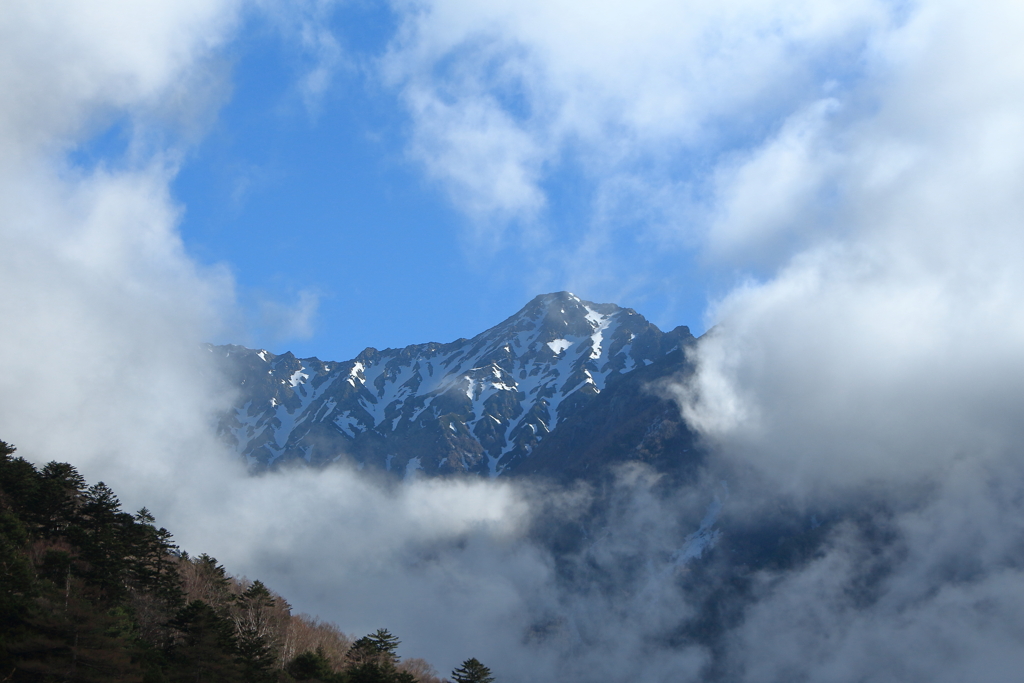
left=0, top=440, right=489, bottom=683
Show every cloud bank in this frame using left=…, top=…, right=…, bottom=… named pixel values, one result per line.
left=667, top=0, right=1024, bottom=679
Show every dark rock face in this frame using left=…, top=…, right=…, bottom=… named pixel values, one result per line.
left=211, top=292, right=697, bottom=477
left=513, top=348, right=702, bottom=483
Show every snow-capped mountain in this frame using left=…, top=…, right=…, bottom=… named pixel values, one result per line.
left=213, top=292, right=694, bottom=476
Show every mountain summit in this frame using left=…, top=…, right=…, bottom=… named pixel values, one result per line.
left=213, top=292, right=693, bottom=476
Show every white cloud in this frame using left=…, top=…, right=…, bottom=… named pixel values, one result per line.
left=676, top=0, right=1024, bottom=494
left=666, top=1, right=1024, bottom=676
left=403, top=84, right=548, bottom=227
left=0, top=0, right=243, bottom=469
left=706, top=98, right=843, bottom=263
left=382, top=0, right=894, bottom=232
left=0, top=0, right=241, bottom=164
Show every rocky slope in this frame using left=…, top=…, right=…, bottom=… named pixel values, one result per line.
left=213, top=292, right=695, bottom=476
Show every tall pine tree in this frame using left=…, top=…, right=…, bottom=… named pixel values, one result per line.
left=234, top=581, right=279, bottom=682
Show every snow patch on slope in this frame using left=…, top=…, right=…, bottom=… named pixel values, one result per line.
left=547, top=338, right=572, bottom=354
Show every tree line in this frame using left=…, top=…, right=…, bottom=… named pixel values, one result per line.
left=0, top=440, right=494, bottom=683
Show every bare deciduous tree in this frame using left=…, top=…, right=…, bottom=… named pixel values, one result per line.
left=281, top=613, right=353, bottom=671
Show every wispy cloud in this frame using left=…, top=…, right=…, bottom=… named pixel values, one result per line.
left=258, top=0, right=348, bottom=117
left=258, top=288, right=321, bottom=342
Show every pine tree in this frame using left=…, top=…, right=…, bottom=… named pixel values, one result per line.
left=0, top=507, right=35, bottom=674
left=367, top=628, right=400, bottom=657
left=10, top=575, right=143, bottom=682
left=126, top=507, right=181, bottom=607
left=179, top=552, right=234, bottom=610
left=451, top=658, right=495, bottom=683
left=287, top=646, right=336, bottom=681
left=168, top=600, right=244, bottom=682
left=345, top=629, right=415, bottom=683
left=0, top=443, right=40, bottom=515
left=234, top=580, right=279, bottom=682
left=345, top=628, right=399, bottom=669
left=74, top=482, right=134, bottom=595
left=36, top=461, right=86, bottom=536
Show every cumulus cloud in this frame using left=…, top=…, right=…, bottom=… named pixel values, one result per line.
left=0, top=0, right=242, bottom=472
left=677, top=0, right=1024, bottom=495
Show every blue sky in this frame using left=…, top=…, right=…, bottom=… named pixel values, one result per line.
left=60, top=1, right=897, bottom=363
left=117, top=3, right=729, bottom=361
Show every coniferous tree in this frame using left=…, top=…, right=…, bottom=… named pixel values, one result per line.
left=36, top=460, right=86, bottom=536
left=179, top=552, right=234, bottom=611
left=0, top=507, right=35, bottom=674
left=74, top=482, right=134, bottom=595
left=367, top=628, right=400, bottom=657
left=127, top=507, right=182, bottom=611
left=345, top=629, right=414, bottom=683
left=2, top=440, right=449, bottom=683
left=234, top=580, right=279, bottom=682
left=10, top=575, right=143, bottom=682
left=287, top=646, right=337, bottom=681
left=451, top=658, right=495, bottom=683
left=0, top=442, right=40, bottom=515
left=168, top=600, right=244, bottom=683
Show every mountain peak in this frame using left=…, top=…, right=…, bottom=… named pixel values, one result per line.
left=527, top=290, right=584, bottom=307
left=214, top=294, right=694, bottom=476
left=490, top=292, right=625, bottom=341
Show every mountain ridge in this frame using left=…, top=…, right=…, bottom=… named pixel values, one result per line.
left=213, top=292, right=695, bottom=477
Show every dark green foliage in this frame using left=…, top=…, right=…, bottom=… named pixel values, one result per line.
left=344, top=630, right=396, bottom=668
left=72, top=482, right=134, bottom=594
left=345, top=629, right=415, bottom=683
left=126, top=508, right=181, bottom=608
left=179, top=552, right=234, bottom=611
left=346, top=662, right=416, bottom=683
left=1, top=439, right=440, bottom=683
left=287, top=647, right=336, bottom=681
left=0, top=444, right=40, bottom=516
left=8, top=576, right=144, bottom=682
left=36, top=461, right=86, bottom=536
left=451, top=658, right=495, bottom=683
left=0, top=508, right=35, bottom=674
left=0, top=441, right=211, bottom=682
left=167, top=600, right=244, bottom=682
left=366, top=628, right=400, bottom=656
